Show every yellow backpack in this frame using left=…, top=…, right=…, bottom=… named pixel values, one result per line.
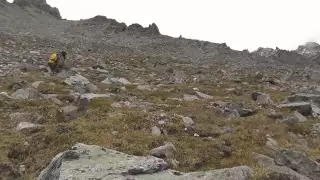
left=49, top=53, right=57, bottom=64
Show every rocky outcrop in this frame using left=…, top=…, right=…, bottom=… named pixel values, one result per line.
left=296, top=42, right=320, bottom=58
left=37, top=143, right=253, bottom=180
left=127, top=23, right=161, bottom=36
left=253, top=47, right=278, bottom=58
left=13, top=0, right=61, bottom=19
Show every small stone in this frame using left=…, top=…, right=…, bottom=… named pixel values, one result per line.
left=56, top=105, right=78, bottom=122
left=11, top=88, right=40, bottom=100
left=118, top=78, right=131, bottom=85
left=294, top=111, right=307, bottom=122
left=29, top=50, right=40, bottom=55
left=195, top=91, right=213, bottom=99
left=85, top=83, right=99, bottom=93
left=32, top=81, right=44, bottom=89
left=182, top=117, right=195, bottom=128
left=9, top=112, right=44, bottom=125
left=18, top=165, right=25, bottom=174
left=50, top=97, right=63, bottom=106
left=137, top=85, right=152, bottom=91
left=150, top=142, right=177, bottom=159
left=183, top=94, right=199, bottom=101
left=215, top=143, right=232, bottom=158
left=278, top=116, right=299, bottom=124
left=111, top=102, right=123, bottom=108
left=265, top=137, right=279, bottom=151
left=256, top=94, right=274, bottom=105
left=64, top=74, right=90, bottom=86
left=112, top=131, right=119, bottom=135
left=16, top=122, right=44, bottom=133
left=158, top=120, right=166, bottom=125
left=151, top=126, right=161, bottom=136
left=0, top=92, right=11, bottom=100
left=101, top=78, right=112, bottom=84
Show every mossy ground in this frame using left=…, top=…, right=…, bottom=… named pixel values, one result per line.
left=0, top=60, right=319, bottom=180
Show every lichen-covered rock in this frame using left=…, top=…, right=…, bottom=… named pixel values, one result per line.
left=252, top=152, right=311, bottom=180
left=274, top=149, right=320, bottom=180
left=37, top=143, right=253, bottom=180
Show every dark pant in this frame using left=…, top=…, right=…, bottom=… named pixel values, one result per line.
left=48, top=62, right=58, bottom=73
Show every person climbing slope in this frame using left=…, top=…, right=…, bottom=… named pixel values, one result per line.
left=48, top=51, right=67, bottom=74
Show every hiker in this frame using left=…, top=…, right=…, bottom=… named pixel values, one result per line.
left=48, top=51, right=67, bottom=73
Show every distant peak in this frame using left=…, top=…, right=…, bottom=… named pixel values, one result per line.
left=296, top=41, right=320, bottom=58
left=13, top=0, right=61, bottom=19
left=128, top=23, right=160, bottom=36
left=304, top=42, right=320, bottom=49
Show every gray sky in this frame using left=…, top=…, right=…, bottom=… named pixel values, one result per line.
left=7, top=0, right=320, bottom=51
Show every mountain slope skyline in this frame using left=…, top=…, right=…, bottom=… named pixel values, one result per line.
left=5, top=0, right=320, bottom=51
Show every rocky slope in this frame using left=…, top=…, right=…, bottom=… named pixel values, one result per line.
left=0, top=0, right=320, bottom=180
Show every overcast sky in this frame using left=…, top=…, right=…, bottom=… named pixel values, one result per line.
left=7, top=0, right=320, bottom=51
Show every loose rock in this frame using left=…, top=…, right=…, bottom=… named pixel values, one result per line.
left=56, top=105, right=78, bottom=122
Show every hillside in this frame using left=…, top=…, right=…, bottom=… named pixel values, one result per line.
left=0, top=0, right=319, bottom=180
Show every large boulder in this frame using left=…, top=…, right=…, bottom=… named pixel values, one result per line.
left=37, top=143, right=253, bottom=180
left=13, top=0, right=61, bottom=19
left=11, top=88, right=42, bottom=100
left=252, top=152, right=311, bottom=180
left=274, top=149, right=320, bottom=180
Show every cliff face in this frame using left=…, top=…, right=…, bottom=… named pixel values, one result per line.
left=13, top=0, right=61, bottom=19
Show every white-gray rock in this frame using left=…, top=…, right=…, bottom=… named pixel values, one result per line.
left=274, top=149, right=320, bottom=180
left=137, top=85, right=152, bottom=91
left=32, top=81, right=44, bottom=89
left=49, top=97, right=63, bottom=106
left=101, top=78, right=113, bottom=84
left=57, top=105, right=78, bottom=122
left=16, top=122, right=44, bottom=133
left=118, top=78, right=132, bottom=85
left=9, top=112, right=44, bottom=125
left=294, top=111, right=307, bottom=122
left=252, top=152, right=311, bottom=180
left=64, top=74, right=90, bottom=86
left=85, top=83, right=99, bottom=93
left=150, top=142, right=177, bottom=159
left=151, top=126, right=161, bottom=136
left=310, top=123, right=320, bottom=138
left=80, top=93, right=113, bottom=100
left=11, top=88, right=41, bottom=100
left=256, top=94, right=274, bottom=105
left=182, top=116, right=195, bottom=128
left=35, top=143, right=254, bottom=180
left=183, top=94, right=199, bottom=101
left=278, top=102, right=312, bottom=116
left=0, top=92, right=11, bottom=100
left=195, top=91, right=213, bottom=99
left=265, top=137, right=279, bottom=151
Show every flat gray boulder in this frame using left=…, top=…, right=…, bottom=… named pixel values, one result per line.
left=37, top=143, right=253, bottom=180
left=274, top=149, right=320, bottom=180
left=252, top=152, right=311, bottom=180
left=64, top=74, right=90, bottom=86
